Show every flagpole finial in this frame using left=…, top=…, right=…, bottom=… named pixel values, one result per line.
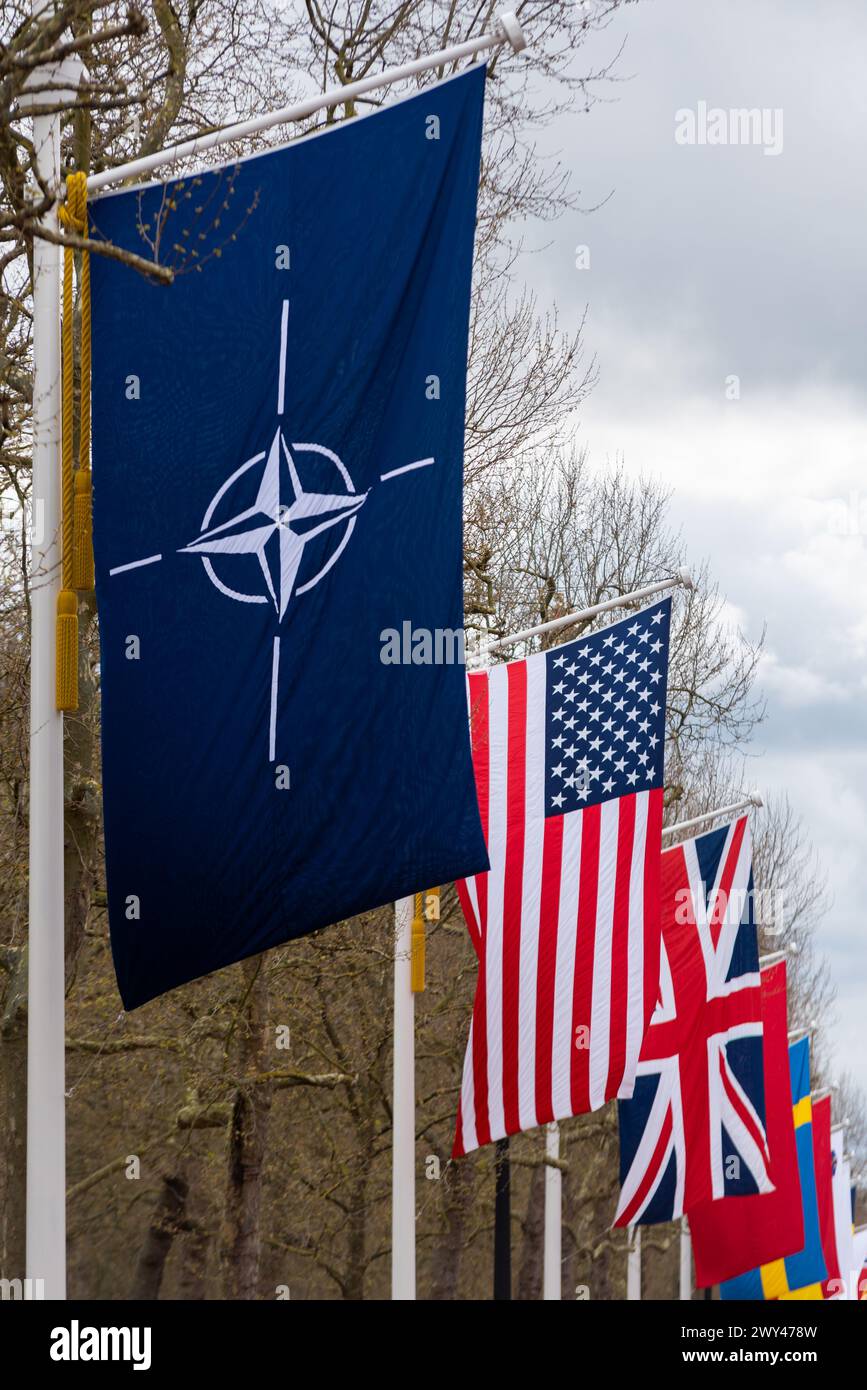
left=497, top=12, right=527, bottom=53
left=749, top=789, right=763, bottom=808
left=676, top=567, right=695, bottom=590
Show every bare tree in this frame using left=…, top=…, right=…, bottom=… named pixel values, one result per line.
left=0, top=0, right=858, bottom=1301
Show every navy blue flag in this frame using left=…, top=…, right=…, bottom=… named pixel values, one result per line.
left=90, top=68, right=489, bottom=1008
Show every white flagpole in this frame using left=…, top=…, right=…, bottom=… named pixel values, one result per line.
left=661, top=791, right=763, bottom=840
left=543, top=1121, right=562, bottom=1300
left=392, top=896, right=416, bottom=1299
left=679, top=1217, right=692, bottom=1300
left=627, top=1225, right=641, bottom=1300
left=787, top=1026, right=815, bottom=1042
left=759, top=950, right=788, bottom=967
left=85, top=13, right=527, bottom=195
left=19, top=34, right=86, bottom=1301
left=481, top=571, right=693, bottom=657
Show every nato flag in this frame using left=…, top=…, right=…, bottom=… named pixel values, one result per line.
left=90, top=68, right=489, bottom=1008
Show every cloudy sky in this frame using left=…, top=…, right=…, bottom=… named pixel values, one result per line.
left=517, top=0, right=867, bottom=1092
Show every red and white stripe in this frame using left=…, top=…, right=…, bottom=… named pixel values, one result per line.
left=454, top=657, right=664, bottom=1156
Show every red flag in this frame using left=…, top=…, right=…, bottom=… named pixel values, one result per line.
left=690, top=960, right=804, bottom=1287
left=812, top=1095, right=842, bottom=1297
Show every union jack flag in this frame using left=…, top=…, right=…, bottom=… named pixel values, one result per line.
left=615, top=816, right=773, bottom=1224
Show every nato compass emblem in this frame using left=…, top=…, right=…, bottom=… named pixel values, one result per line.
left=109, top=299, right=434, bottom=761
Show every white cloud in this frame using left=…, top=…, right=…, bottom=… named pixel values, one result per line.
left=523, top=0, right=867, bottom=1098
left=758, top=650, right=848, bottom=708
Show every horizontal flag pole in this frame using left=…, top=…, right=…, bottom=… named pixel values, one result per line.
left=86, top=13, right=527, bottom=194
left=479, top=570, right=693, bottom=658
left=660, top=791, right=763, bottom=841
left=759, top=950, right=788, bottom=967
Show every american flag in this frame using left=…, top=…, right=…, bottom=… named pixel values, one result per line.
left=453, top=598, right=671, bottom=1156
left=615, top=816, right=772, bottom=1224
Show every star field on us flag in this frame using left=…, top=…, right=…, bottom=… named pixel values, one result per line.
left=543, top=598, right=671, bottom=817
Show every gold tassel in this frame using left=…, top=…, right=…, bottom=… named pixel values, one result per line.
left=410, top=891, right=425, bottom=994
left=72, top=468, right=94, bottom=590
left=75, top=175, right=92, bottom=593
left=56, top=589, right=79, bottom=711
left=56, top=170, right=91, bottom=707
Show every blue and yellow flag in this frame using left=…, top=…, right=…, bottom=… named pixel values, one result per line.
left=721, top=1037, right=826, bottom=1300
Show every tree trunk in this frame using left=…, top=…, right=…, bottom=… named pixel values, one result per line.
left=342, top=1101, right=374, bottom=1300
left=343, top=1180, right=368, bottom=1301
left=63, top=594, right=101, bottom=987
left=429, top=1158, right=475, bottom=1300
left=0, top=946, right=27, bottom=1280
left=516, top=1160, right=545, bottom=1300
left=129, top=1168, right=189, bottom=1299
left=176, top=1151, right=210, bottom=1299
left=178, top=1226, right=210, bottom=1300
left=562, top=1148, right=579, bottom=1301
left=220, top=956, right=271, bottom=1299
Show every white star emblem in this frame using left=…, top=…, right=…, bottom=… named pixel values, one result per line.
left=180, top=429, right=368, bottom=619
left=109, top=300, right=434, bottom=763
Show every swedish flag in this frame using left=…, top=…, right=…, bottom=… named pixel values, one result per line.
left=721, top=1038, right=826, bottom=1300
